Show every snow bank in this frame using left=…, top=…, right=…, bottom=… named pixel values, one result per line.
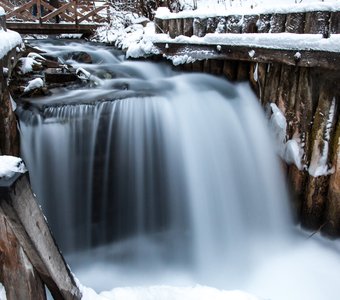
left=0, top=29, right=23, bottom=60
left=18, top=57, right=42, bottom=74
left=80, top=284, right=260, bottom=300
left=156, top=2, right=340, bottom=19
left=24, top=78, right=44, bottom=93
left=0, top=156, right=27, bottom=179
left=0, top=283, right=6, bottom=300
left=149, top=33, right=340, bottom=53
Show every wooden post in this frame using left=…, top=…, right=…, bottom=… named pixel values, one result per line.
left=36, top=0, right=42, bottom=24
left=0, top=51, right=20, bottom=156
left=270, top=14, right=286, bottom=33
left=0, top=205, right=46, bottom=300
left=74, top=0, right=78, bottom=26
left=325, top=114, right=340, bottom=235
left=0, top=174, right=82, bottom=300
left=257, top=14, right=271, bottom=33
left=330, top=11, right=340, bottom=34
left=285, top=13, right=305, bottom=33
left=242, top=15, right=258, bottom=33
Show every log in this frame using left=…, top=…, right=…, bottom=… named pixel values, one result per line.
left=0, top=174, right=82, bottom=300
left=222, top=60, right=238, bottom=81
left=257, top=14, right=271, bottom=33
left=261, top=63, right=282, bottom=108
left=154, top=17, right=163, bottom=34
left=236, top=61, right=250, bottom=81
left=226, top=15, right=242, bottom=33
left=183, top=18, right=194, bottom=36
left=324, top=113, right=340, bottom=236
left=193, top=17, right=207, bottom=37
left=329, top=11, right=340, bottom=34
left=0, top=56, right=20, bottom=156
left=153, top=42, right=340, bottom=71
left=168, top=19, right=179, bottom=38
left=304, top=11, right=330, bottom=36
left=206, top=17, right=218, bottom=34
left=270, top=13, right=286, bottom=33
left=242, top=14, right=258, bottom=33
left=301, top=88, right=334, bottom=230
left=215, top=17, right=226, bottom=33
left=0, top=207, right=46, bottom=300
left=285, top=13, right=305, bottom=33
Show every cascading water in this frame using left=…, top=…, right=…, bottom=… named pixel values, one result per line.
left=17, top=41, right=340, bottom=300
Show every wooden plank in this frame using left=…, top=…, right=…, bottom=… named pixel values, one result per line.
left=6, top=1, right=36, bottom=19
left=153, top=42, right=340, bottom=70
left=0, top=207, right=46, bottom=300
left=0, top=175, right=82, bottom=300
left=6, top=22, right=97, bottom=34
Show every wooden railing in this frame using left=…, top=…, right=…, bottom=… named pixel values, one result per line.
left=3, top=0, right=110, bottom=25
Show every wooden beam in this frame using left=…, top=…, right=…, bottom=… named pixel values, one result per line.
left=0, top=174, right=82, bottom=300
left=77, top=5, right=107, bottom=23
left=6, top=22, right=97, bottom=34
left=153, top=42, right=340, bottom=70
left=0, top=206, right=46, bottom=300
left=40, top=2, right=74, bottom=23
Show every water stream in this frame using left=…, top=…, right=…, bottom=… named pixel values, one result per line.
left=17, top=41, right=340, bottom=300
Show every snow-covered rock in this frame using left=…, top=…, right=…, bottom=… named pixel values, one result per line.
left=0, top=29, right=23, bottom=60
left=0, top=156, right=27, bottom=179
left=23, top=78, right=44, bottom=93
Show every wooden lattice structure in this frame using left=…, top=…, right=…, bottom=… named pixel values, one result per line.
left=3, top=0, right=111, bottom=34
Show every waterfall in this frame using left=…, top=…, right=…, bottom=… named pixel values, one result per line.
left=17, top=41, right=340, bottom=300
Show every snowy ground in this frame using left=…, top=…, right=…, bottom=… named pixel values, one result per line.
left=80, top=285, right=261, bottom=300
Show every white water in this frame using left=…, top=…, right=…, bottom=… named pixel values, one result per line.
left=18, top=41, right=340, bottom=300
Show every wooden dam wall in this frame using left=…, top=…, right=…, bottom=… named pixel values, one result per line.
left=154, top=8, right=340, bottom=237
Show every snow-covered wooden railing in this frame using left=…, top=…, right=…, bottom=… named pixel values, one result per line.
left=155, top=5, right=340, bottom=37
left=152, top=5, right=340, bottom=70
left=3, top=0, right=110, bottom=35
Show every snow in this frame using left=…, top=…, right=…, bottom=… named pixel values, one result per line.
left=248, top=49, right=255, bottom=58
left=23, top=78, right=44, bottom=93
left=0, top=156, right=27, bottom=179
left=156, top=2, right=340, bottom=19
left=80, top=284, right=261, bottom=300
left=253, top=63, right=258, bottom=82
left=0, top=29, right=23, bottom=60
left=269, top=103, right=304, bottom=170
left=149, top=33, right=340, bottom=53
left=0, top=6, right=5, bottom=16
left=0, top=283, right=6, bottom=300
left=76, top=68, right=92, bottom=80
left=27, top=52, right=46, bottom=61
left=18, top=57, right=42, bottom=74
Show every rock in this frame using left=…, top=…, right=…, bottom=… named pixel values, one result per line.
left=70, top=52, right=92, bottom=64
